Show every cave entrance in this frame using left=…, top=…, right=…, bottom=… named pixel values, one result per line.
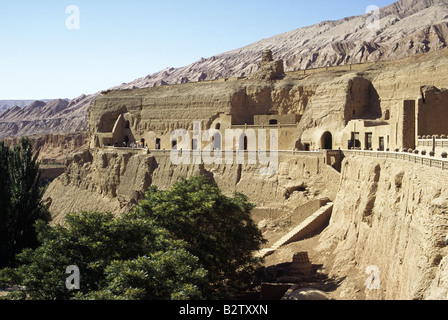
left=321, top=131, right=333, bottom=150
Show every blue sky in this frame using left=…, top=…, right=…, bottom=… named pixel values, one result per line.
left=0, top=0, right=397, bottom=100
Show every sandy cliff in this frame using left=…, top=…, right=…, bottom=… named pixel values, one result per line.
left=44, top=145, right=448, bottom=299
left=2, top=131, right=89, bottom=164
left=44, top=149, right=340, bottom=227
left=315, top=155, right=448, bottom=300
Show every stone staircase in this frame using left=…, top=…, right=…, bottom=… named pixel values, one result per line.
left=256, top=202, right=334, bottom=258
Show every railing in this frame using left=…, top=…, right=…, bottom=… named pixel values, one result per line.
left=343, top=149, right=448, bottom=170
left=101, top=145, right=448, bottom=171
left=103, top=146, right=149, bottom=154
left=101, top=146, right=325, bottom=160
left=230, top=124, right=299, bottom=129
left=417, top=138, right=448, bottom=149
left=146, top=149, right=324, bottom=156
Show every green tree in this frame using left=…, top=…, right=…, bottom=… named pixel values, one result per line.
left=130, top=175, right=266, bottom=298
left=0, top=138, right=50, bottom=268
left=0, top=142, right=11, bottom=266
left=0, top=211, right=206, bottom=300
left=0, top=175, right=264, bottom=300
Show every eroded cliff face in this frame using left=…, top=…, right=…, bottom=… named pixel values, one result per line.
left=316, top=156, right=448, bottom=300
left=44, top=148, right=340, bottom=227
left=88, top=69, right=378, bottom=154
left=2, top=131, right=89, bottom=163
left=89, top=78, right=318, bottom=134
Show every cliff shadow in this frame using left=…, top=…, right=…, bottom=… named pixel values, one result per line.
left=253, top=261, right=345, bottom=300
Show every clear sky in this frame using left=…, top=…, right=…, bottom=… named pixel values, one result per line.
left=0, top=0, right=397, bottom=100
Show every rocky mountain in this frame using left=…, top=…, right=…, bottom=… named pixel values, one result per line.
left=0, top=100, right=42, bottom=112
left=116, top=0, right=448, bottom=89
left=0, top=94, right=98, bottom=138
left=2, top=0, right=448, bottom=138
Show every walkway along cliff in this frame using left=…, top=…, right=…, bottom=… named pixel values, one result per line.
left=44, top=49, right=448, bottom=299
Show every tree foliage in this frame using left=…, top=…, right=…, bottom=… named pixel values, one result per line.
left=0, top=138, right=50, bottom=268
left=130, top=175, right=266, bottom=297
left=0, top=175, right=265, bottom=300
left=0, top=212, right=207, bottom=300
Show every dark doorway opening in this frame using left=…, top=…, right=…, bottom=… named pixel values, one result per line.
left=365, top=133, right=373, bottom=150
left=379, top=137, right=385, bottom=151
left=350, top=132, right=361, bottom=149
left=321, top=132, right=333, bottom=150
left=304, top=143, right=310, bottom=151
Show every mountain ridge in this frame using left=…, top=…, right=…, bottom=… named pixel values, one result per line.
left=114, top=0, right=448, bottom=90
left=2, top=0, right=448, bottom=138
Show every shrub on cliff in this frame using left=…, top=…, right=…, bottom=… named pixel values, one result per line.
left=0, top=138, right=50, bottom=268
left=130, top=175, right=266, bottom=298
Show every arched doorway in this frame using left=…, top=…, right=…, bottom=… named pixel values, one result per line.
left=321, top=132, right=333, bottom=150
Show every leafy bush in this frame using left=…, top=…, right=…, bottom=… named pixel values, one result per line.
left=130, top=175, right=266, bottom=297
left=0, top=212, right=206, bottom=300
left=0, top=175, right=264, bottom=299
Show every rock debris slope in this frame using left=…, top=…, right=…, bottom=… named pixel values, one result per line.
left=3, top=0, right=448, bottom=138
